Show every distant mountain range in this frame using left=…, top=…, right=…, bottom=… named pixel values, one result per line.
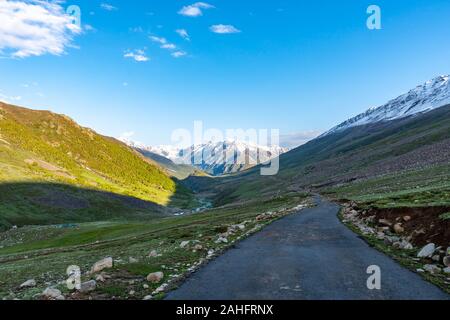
left=189, top=75, right=450, bottom=211
left=120, top=138, right=288, bottom=176
left=323, top=75, right=450, bottom=136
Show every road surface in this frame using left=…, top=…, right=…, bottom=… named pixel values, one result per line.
left=166, top=197, right=449, bottom=300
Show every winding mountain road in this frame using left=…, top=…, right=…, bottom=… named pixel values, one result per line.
left=167, top=197, right=449, bottom=300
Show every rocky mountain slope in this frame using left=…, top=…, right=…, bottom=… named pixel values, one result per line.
left=324, top=75, right=450, bottom=136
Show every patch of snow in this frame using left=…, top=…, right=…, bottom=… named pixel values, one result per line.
left=322, top=75, right=450, bottom=136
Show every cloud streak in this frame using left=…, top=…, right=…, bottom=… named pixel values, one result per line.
left=100, top=3, right=118, bottom=11
left=210, top=24, right=241, bottom=34
left=176, top=29, right=190, bottom=41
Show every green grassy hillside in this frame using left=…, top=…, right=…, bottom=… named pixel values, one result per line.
left=0, top=103, right=196, bottom=229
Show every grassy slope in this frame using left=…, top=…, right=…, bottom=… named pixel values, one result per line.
left=0, top=192, right=309, bottom=300
left=0, top=103, right=196, bottom=229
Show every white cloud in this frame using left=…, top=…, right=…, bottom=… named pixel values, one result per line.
left=84, top=24, right=96, bottom=32
left=100, top=3, right=117, bottom=11
left=279, top=131, right=322, bottom=149
left=210, top=24, right=241, bottom=34
left=149, top=36, right=167, bottom=45
left=161, top=43, right=176, bottom=50
left=124, top=49, right=149, bottom=62
left=150, top=35, right=179, bottom=52
left=171, top=51, right=187, bottom=58
left=176, top=29, right=190, bottom=41
left=0, top=0, right=81, bottom=58
left=178, top=2, right=214, bottom=17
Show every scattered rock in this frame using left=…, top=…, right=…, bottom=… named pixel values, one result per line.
left=417, top=243, right=435, bottom=258
left=432, top=255, right=441, bottom=262
left=20, top=279, right=36, bottom=288
left=147, top=272, right=164, bottom=283
left=143, top=295, right=153, bottom=300
left=148, top=250, right=160, bottom=258
left=129, top=257, right=139, bottom=263
left=443, top=256, right=450, bottom=267
left=393, top=223, right=405, bottom=234
left=79, top=280, right=96, bottom=293
left=378, top=219, right=392, bottom=227
left=416, top=269, right=425, bottom=273
left=129, top=290, right=135, bottom=296
left=423, top=264, right=442, bottom=274
left=180, top=241, right=190, bottom=249
left=215, top=237, right=228, bottom=244
left=193, top=244, right=203, bottom=251
left=95, top=274, right=105, bottom=283
left=42, top=288, right=64, bottom=300
left=91, top=257, right=113, bottom=273
left=444, top=267, right=450, bottom=274
left=143, top=284, right=149, bottom=289
left=403, top=216, right=412, bottom=222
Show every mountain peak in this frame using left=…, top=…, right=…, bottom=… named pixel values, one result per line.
left=323, top=75, right=450, bottom=137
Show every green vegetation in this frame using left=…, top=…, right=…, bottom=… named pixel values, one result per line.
left=0, top=103, right=178, bottom=203
left=323, top=164, right=450, bottom=208
left=0, top=103, right=198, bottom=229
left=439, top=212, right=450, bottom=221
left=0, top=192, right=309, bottom=300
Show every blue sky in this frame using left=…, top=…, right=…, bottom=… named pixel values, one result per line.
left=1, top=0, right=450, bottom=146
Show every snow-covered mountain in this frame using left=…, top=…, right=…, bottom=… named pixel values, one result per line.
left=119, top=138, right=288, bottom=176
left=323, top=75, right=450, bottom=136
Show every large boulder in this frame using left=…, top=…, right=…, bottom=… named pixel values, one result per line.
left=443, top=256, right=450, bottom=267
left=423, top=264, right=442, bottom=274
left=180, top=241, right=190, bottom=249
left=147, top=272, right=164, bottom=283
left=79, top=280, right=96, bottom=293
left=20, top=279, right=36, bottom=288
left=42, top=288, right=65, bottom=300
left=91, top=257, right=113, bottom=273
left=393, top=223, right=405, bottom=234
left=417, top=243, right=435, bottom=258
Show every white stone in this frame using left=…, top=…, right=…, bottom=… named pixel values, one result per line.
left=91, top=257, right=113, bottom=273
left=42, top=288, right=62, bottom=299
left=443, top=256, right=450, bottom=267
left=417, top=243, right=435, bottom=258
left=180, top=241, right=190, bottom=248
left=20, top=279, right=36, bottom=288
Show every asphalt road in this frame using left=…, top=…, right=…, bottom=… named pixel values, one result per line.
left=166, top=197, right=449, bottom=300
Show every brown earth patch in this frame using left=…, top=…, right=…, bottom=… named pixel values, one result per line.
left=360, top=205, right=450, bottom=247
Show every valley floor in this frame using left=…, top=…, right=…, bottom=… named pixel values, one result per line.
left=167, top=197, right=449, bottom=300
